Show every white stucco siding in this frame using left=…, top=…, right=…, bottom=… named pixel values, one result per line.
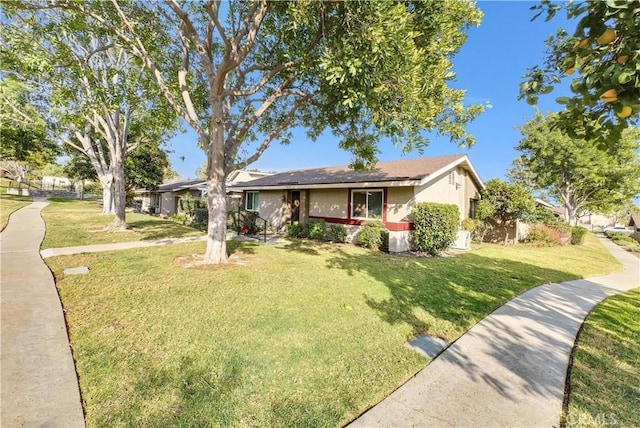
left=308, top=189, right=348, bottom=219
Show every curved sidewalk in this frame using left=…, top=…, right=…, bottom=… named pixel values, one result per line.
left=350, top=237, right=639, bottom=427
left=1, top=201, right=85, bottom=427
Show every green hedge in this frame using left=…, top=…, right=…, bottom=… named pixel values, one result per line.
left=570, top=226, right=588, bottom=245
left=411, top=203, right=459, bottom=256
left=357, top=220, right=388, bottom=251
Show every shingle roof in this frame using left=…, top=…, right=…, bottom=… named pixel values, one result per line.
left=157, top=179, right=205, bottom=192
left=230, top=154, right=480, bottom=189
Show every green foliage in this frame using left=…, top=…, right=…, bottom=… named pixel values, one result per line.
left=570, top=226, right=588, bottom=245
left=326, top=223, right=348, bottom=243
left=124, top=141, right=171, bottom=191
left=285, top=223, right=306, bottom=239
left=125, top=189, right=135, bottom=207
left=307, top=219, right=326, bottom=241
left=178, top=194, right=205, bottom=214
left=607, top=234, right=640, bottom=252
left=520, top=0, right=640, bottom=144
left=460, top=218, right=492, bottom=244
left=411, top=203, right=459, bottom=255
left=547, top=220, right=572, bottom=237
left=83, top=182, right=102, bottom=195
left=477, top=178, right=536, bottom=244
left=0, top=76, right=58, bottom=167
left=524, top=223, right=566, bottom=247
left=169, top=213, right=188, bottom=225
left=357, top=220, right=388, bottom=251
left=516, top=113, right=640, bottom=224
left=521, top=206, right=557, bottom=225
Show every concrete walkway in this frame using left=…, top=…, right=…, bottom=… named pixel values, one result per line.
left=1, top=200, right=85, bottom=427
left=350, top=237, right=639, bottom=427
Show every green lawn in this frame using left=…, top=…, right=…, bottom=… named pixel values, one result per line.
left=41, top=198, right=204, bottom=248
left=0, top=191, right=32, bottom=232
left=46, top=233, right=621, bottom=427
left=565, top=288, right=640, bottom=428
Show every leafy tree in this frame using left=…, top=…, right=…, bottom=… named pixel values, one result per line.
left=2, top=5, right=177, bottom=227
left=476, top=178, right=536, bottom=245
left=516, top=112, right=640, bottom=225
left=49, top=0, right=485, bottom=264
left=520, top=0, right=639, bottom=145
left=0, top=76, right=58, bottom=177
left=124, top=143, right=170, bottom=192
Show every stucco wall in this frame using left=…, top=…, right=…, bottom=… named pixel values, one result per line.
left=415, top=169, right=463, bottom=218
left=258, top=190, right=287, bottom=230
left=309, top=188, right=348, bottom=219
left=386, top=187, right=414, bottom=223
left=160, top=192, right=175, bottom=216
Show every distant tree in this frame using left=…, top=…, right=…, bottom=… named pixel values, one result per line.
left=48, top=0, right=485, bottom=264
left=477, top=178, right=536, bottom=245
left=0, top=76, right=58, bottom=177
left=124, top=143, right=170, bottom=192
left=520, top=1, right=639, bottom=145
left=516, top=112, right=640, bottom=225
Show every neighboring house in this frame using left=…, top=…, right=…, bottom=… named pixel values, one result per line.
left=629, top=214, right=640, bottom=232
left=136, top=170, right=272, bottom=216
left=230, top=154, right=484, bottom=253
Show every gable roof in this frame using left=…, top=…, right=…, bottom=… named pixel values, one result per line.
left=231, top=154, right=484, bottom=190
left=629, top=214, right=640, bottom=227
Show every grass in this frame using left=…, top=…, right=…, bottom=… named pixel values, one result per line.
left=0, top=190, right=32, bottom=231
left=565, top=288, right=640, bottom=427
left=40, top=198, right=204, bottom=248
left=45, top=233, right=621, bottom=427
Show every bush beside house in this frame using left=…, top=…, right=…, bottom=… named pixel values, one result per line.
left=411, top=203, right=459, bottom=256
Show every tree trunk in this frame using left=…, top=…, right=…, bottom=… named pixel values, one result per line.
left=112, top=143, right=127, bottom=228
left=502, top=222, right=509, bottom=246
left=203, top=105, right=228, bottom=264
left=101, top=181, right=115, bottom=215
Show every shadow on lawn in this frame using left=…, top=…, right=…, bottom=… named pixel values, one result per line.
left=127, top=219, right=203, bottom=240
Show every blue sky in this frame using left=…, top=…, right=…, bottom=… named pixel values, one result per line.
left=166, top=1, right=573, bottom=182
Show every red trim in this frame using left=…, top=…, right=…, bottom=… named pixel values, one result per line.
left=309, top=215, right=413, bottom=232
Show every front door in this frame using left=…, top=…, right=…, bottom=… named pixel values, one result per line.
left=290, top=191, right=300, bottom=224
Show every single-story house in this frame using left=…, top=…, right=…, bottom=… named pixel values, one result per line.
left=136, top=170, right=272, bottom=216
left=230, top=154, right=484, bottom=253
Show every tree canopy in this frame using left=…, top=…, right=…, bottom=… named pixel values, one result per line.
left=515, top=111, right=640, bottom=225
left=0, top=76, right=58, bottom=173
left=11, top=0, right=484, bottom=263
left=519, top=0, right=639, bottom=145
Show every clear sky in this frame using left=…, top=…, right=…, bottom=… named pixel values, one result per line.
left=166, top=1, right=574, bottom=182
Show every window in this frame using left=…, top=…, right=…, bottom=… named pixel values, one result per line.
left=469, top=199, right=478, bottom=219
left=351, top=190, right=383, bottom=219
left=245, top=191, right=259, bottom=212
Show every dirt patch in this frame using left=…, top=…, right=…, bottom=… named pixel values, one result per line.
left=173, top=253, right=250, bottom=269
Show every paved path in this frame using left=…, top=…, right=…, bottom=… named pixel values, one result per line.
left=40, top=234, right=208, bottom=258
left=1, top=200, right=85, bottom=427
left=350, top=237, right=639, bottom=427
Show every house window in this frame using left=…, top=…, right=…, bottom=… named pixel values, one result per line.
left=351, top=190, right=383, bottom=219
left=469, top=199, right=478, bottom=219
left=245, top=191, right=259, bottom=212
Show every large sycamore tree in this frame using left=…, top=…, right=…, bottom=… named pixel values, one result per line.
left=515, top=112, right=640, bottom=225
left=50, top=0, right=484, bottom=264
left=520, top=0, right=639, bottom=144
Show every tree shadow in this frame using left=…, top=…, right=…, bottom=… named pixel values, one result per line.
left=127, top=219, right=203, bottom=240
left=227, top=240, right=258, bottom=255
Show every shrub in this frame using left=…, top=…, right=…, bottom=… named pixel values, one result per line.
left=307, top=219, right=326, bottom=241
left=460, top=218, right=492, bottom=243
left=546, top=220, right=571, bottom=236
left=326, top=224, right=348, bottom=243
left=358, top=220, right=388, bottom=251
left=192, top=208, right=208, bottom=230
left=286, top=223, right=305, bottom=238
left=411, top=203, right=459, bottom=255
left=524, top=223, right=564, bottom=246
left=570, top=226, right=588, bottom=245
left=169, top=213, right=188, bottom=225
